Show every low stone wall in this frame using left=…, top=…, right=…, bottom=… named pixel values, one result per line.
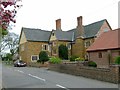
left=27, top=62, right=49, bottom=68
left=49, top=63, right=120, bottom=84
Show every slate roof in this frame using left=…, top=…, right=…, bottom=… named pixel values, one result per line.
left=67, top=19, right=107, bottom=39
left=53, top=30, right=74, bottom=41
left=87, top=29, right=120, bottom=51
left=21, top=19, right=108, bottom=42
left=84, top=19, right=107, bottom=38
left=22, top=27, right=51, bottom=42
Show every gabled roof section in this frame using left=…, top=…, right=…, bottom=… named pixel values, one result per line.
left=54, top=30, right=73, bottom=41
left=21, top=27, right=51, bottom=42
left=67, top=19, right=108, bottom=39
left=87, top=29, right=120, bottom=51
left=84, top=19, right=107, bottom=38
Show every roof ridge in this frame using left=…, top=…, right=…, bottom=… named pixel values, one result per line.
left=85, top=19, right=106, bottom=27
left=22, top=27, right=51, bottom=32
left=67, top=19, right=107, bottom=32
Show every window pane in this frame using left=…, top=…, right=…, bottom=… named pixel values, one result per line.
left=85, top=41, right=90, bottom=47
left=45, top=45, right=47, bottom=50
left=32, top=56, right=38, bottom=60
left=42, top=44, right=48, bottom=51
left=98, top=52, right=102, bottom=58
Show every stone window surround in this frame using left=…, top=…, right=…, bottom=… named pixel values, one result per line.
left=85, top=40, right=91, bottom=48
left=42, top=44, right=49, bottom=51
left=52, top=49, right=57, bottom=55
left=66, top=43, right=71, bottom=50
left=31, top=55, right=39, bottom=62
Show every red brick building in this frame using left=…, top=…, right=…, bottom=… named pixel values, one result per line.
left=87, top=29, right=120, bottom=68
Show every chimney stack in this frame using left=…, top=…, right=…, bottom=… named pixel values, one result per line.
left=56, top=19, right=61, bottom=30
left=77, top=16, right=84, bottom=37
left=77, top=16, right=82, bottom=27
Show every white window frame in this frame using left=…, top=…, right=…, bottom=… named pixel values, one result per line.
left=52, top=42, right=56, bottom=46
left=66, top=43, right=71, bottom=50
left=48, top=44, right=51, bottom=52
left=85, top=41, right=91, bottom=48
left=31, top=55, right=39, bottom=62
left=42, top=44, right=48, bottom=51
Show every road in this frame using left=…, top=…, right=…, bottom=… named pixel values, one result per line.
left=2, top=63, right=119, bottom=89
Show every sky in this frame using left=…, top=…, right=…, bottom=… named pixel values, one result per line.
left=11, top=0, right=120, bottom=35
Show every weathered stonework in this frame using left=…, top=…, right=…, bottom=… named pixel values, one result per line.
left=49, top=63, right=120, bottom=84
left=19, top=41, right=50, bottom=64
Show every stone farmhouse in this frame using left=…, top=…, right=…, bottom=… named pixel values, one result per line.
left=19, top=16, right=112, bottom=63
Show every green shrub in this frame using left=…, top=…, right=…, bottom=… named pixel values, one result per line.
left=75, top=57, right=85, bottom=61
left=70, top=56, right=79, bottom=61
left=115, top=56, right=120, bottom=64
left=6, top=53, right=12, bottom=61
left=38, top=51, right=49, bottom=64
left=59, top=44, right=68, bottom=60
left=49, top=57, right=62, bottom=64
left=88, top=61, right=97, bottom=67
left=2, top=30, right=8, bottom=35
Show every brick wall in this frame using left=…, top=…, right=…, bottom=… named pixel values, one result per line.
left=49, top=63, right=120, bottom=84
left=88, top=49, right=120, bottom=68
left=89, top=50, right=110, bottom=68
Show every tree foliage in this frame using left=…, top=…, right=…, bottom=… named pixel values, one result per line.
left=38, top=51, right=49, bottom=64
left=49, top=57, right=61, bottom=64
left=0, top=32, right=19, bottom=54
left=58, top=44, right=68, bottom=60
left=70, top=56, right=79, bottom=61
left=0, top=0, right=22, bottom=35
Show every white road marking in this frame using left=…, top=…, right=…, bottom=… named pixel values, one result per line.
left=28, top=74, right=46, bottom=81
left=14, top=69, right=24, bottom=74
left=56, top=84, right=69, bottom=90
left=17, top=70, right=24, bottom=74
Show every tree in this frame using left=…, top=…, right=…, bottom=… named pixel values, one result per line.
left=0, top=0, right=22, bottom=61
left=38, top=51, right=49, bottom=64
left=0, top=32, right=19, bottom=55
left=58, top=44, right=68, bottom=60
left=6, top=53, right=12, bottom=61
left=0, top=0, right=22, bottom=35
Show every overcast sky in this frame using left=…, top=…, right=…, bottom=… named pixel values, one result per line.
left=11, top=0, right=119, bottom=35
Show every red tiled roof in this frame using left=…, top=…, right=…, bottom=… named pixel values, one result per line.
left=87, top=28, right=120, bottom=51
